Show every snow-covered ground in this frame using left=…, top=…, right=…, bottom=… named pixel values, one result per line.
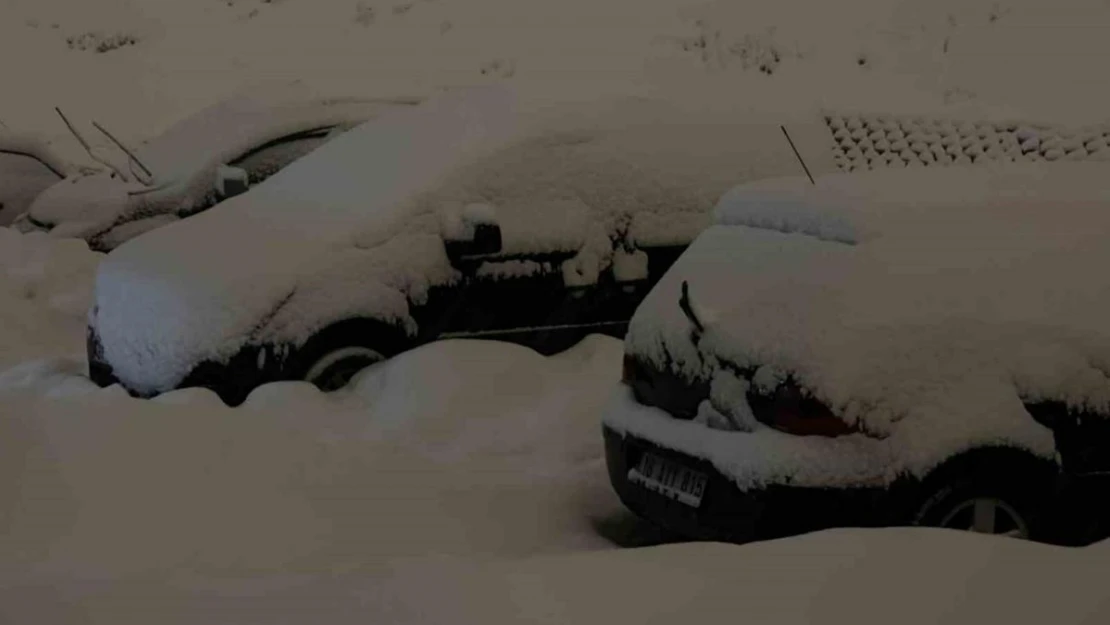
left=5, top=0, right=1110, bottom=622
left=5, top=0, right=1110, bottom=166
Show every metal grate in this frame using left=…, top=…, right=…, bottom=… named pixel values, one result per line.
left=823, top=113, right=1110, bottom=172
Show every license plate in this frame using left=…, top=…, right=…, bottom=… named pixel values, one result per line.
left=628, top=452, right=708, bottom=508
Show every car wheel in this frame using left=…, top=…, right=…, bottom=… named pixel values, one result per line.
left=911, top=448, right=1058, bottom=541
left=304, top=346, right=385, bottom=391
left=286, top=318, right=410, bottom=393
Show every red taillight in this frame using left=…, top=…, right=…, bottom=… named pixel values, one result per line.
left=752, top=380, right=856, bottom=437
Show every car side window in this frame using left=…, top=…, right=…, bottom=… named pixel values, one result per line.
left=226, top=127, right=336, bottom=185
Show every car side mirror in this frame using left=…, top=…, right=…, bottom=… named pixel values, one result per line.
left=216, top=165, right=250, bottom=199
left=442, top=203, right=502, bottom=260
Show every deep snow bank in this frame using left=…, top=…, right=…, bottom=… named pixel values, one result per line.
left=0, top=336, right=626, bottom=579
left=3, top=529, right=1108, bottom=624
left=0, top=228, right=100, bottom=369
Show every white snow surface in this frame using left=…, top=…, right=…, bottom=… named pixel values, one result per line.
left=0, top=228, right=100, bottom=369
left=6, top=0, right=1110, bottom=156
left=617, top=162, right=1110, bottom=484
left=3, top=335, right=1109, bottom=624
left=0, top=336, right=627, bottom=576
left=6, top=1, right=1110, bottom=621
left=92, top=84, right=835, bottom=395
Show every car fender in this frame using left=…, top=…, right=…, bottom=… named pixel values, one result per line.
left=249, top=232, right=461, bottom=354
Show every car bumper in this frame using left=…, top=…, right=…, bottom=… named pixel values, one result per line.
left=603, top=425, right=899, bottom=543
left=602, top=376, right=904, bottom=543
left=87, top=321, right=269, bottom=405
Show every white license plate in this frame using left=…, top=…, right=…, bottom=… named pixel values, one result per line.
left=628, top=452, right=708, bottom=508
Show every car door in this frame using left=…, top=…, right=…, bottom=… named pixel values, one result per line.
left=413, top=237, right=693, bottom=354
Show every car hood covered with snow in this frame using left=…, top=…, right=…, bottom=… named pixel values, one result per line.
left=92, top=84, right=838, bottom=395
left=620, top=162, right=1110, bottom=475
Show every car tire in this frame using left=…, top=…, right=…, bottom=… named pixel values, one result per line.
left=910, top=447, right=1059, bottom=542
left=287, top=318, right=411, bottom=392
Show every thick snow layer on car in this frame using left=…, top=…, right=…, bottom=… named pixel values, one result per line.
left=92, top=84, right=836, bottom=395
left=607, top=385, right=896, bottom=488
left=27, top=83, right=411, bottom=240
left=620, top=162, right=1110, bottom=480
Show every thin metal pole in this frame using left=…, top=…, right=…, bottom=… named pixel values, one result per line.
left=781, top=124, right=815, bottom=185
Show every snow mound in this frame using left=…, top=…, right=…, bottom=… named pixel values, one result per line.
left=620, top=163, right=1110, bottom=482
left=0, top=228, right=100, bottom=369
left=0, top=337, right=625, bottom=579
left=3, top=528, right=1108, bottom=624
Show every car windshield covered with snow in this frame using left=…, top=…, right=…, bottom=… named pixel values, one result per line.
left=15, top=84, right=416, bottom=250
left=604, top=162, right=1110, bottom=546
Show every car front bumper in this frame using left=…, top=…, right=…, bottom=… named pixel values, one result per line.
left=86, top=321, right=271, bottom=405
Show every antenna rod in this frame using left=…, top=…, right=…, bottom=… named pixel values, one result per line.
left=55, top=107, right=91, bottom=151
left=781, top=124, right=815, bottom=185
left=92, top=120, right=154, bottom=181
left=55, top=107, right=129, bottom=181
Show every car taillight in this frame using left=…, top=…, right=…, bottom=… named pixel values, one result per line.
left=749, top=379, right=856, bottom=437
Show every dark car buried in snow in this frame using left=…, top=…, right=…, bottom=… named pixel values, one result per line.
left=85, top=85, right=1110, bottom=409
left=603, top=165, right=1110, bottom=546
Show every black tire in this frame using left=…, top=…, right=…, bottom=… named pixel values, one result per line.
left=910, top=447, right=1059, bottom=542
left=285, top=318, right=412, bottom=392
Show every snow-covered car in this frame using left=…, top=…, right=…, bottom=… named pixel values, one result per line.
left=603, top=162, right=1110, bottom=546
left=0, top=133, right=71, bottom=226
left=83, top=84, right=1110, bottom=406
left=85, top=86, right=848, bottom=405
left=13, top=87, right=420, bottom=250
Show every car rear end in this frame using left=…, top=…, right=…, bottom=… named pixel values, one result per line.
left=601, top=214, right=900, bottom=543
left=603, top=360, right=899, bottom=544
